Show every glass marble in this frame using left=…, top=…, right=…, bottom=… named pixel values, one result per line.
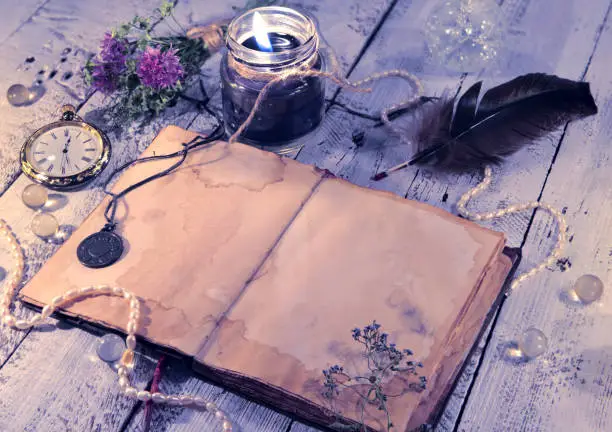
left=30, top=213, right=59, bottom=238
left=573, top=274, right=604, bottom=304
left=96, top=333, right=126, bottom=363
left=518, top=327, right=548, bottom=358
left=424, top=0, right=507, bottom=72
left=22, top=184, right=48, bottom=209
left=7, top=84, right=31, bottom=106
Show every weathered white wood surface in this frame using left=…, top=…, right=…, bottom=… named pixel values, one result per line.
left=0, top=0, right=48, bottom=47
left=456, top=5, right=612, bottom=431
left=1, top=0, right=611, bottom=431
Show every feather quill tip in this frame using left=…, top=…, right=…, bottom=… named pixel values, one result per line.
left=371, top=172, right=388, bottom=181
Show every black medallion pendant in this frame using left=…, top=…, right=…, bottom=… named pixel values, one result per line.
left=77, top=227, right=124, bottom=269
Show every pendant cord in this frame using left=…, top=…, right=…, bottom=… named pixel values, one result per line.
left=103, top=122, right=225, bottom=228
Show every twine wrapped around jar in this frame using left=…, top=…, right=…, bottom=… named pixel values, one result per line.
left=186, top=22, right=228, bottom=54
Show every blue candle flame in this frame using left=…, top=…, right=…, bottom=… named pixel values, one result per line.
left=252, top=12, right=273, bottom=52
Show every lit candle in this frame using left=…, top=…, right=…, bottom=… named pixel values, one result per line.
left=221, top=7, right=325, bottom=152
left=241, top=12, right=301, bottom=52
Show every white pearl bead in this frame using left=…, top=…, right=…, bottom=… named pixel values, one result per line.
left=223, top=420, right=232, bottom=431
left=180, top=395, right=193, bottom=405
left=152, top=393, right=166, bottom=403
left=193, top=397, right=207, bottom=408
left=63, top=289, right=79, bottom=300
left=518, top=328, right=548, bottom=358
left=126, top=335, right=137, bottom=350
left=96, top=285, right=112, bottom=294
left=118, top=377, right=129, bottom=388
left=129, top=310, right=140, bottom=321
left=50, top=296, right=64, bottom=308
left=14, top=319, right=30, bottom=329
left=215, top=410, right=226, bottom=420
left=28, top=315, right=42, bottom=327
left=3, top=315, right=16, bottom=327
left=41, top=305, right=54, bottom=319
left=206, top=402, right=217, bottom=412
left=22, top=184, right=49, bottom=209
left=31, top=213, right=59, bottom=238
left=126, top=320, right=137, bottom=334
left=124, top=387, right=138, bottom=398
left=167, top=396, right=182, bottom=406
left=137, top=391, right=152, bottom=401
left=573, top=274, right=604, bottom=304
left=80, top=286, right=96, bottom=296
left=112, top=287, right=124, bottom=296
left=129, top=298, right=140, bottom=310
left=117, top=366, right=128, bottom=377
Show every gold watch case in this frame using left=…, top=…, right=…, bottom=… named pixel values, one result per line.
left=20, top=107, right=111, bottom=190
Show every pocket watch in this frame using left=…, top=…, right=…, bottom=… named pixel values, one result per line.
left=20, top=104, right=111, bottom=190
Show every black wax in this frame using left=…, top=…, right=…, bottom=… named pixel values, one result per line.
left=221, top=52, right=325, bottom=146
left=242, top=32, right=301, bottom=52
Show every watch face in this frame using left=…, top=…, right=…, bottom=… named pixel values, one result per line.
left=25, top=124, right=104, bottom=177
left=21, top=120, right=111, bottom=189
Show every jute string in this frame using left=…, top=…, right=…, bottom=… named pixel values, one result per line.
left=228, top=46, right=424, bottom=144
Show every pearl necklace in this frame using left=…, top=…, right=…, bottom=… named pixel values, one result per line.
left=457, top=166, right=568, bottom=293
left=0, top=219, right=233, bottom=432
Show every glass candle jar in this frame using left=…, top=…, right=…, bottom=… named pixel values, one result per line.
left=221, top=6, right=325, bottom=152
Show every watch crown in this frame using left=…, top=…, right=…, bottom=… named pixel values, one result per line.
left=61, top=104, right=76, bottom=121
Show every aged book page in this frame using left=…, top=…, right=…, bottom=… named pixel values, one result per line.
left=197, top=176, right=508, bottom=431
left=20, top=126, right=324, bottom=356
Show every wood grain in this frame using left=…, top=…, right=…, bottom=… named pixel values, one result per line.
left=456, top=6, right=612, bottom=430
left=0, top=0, right=48, bottom=47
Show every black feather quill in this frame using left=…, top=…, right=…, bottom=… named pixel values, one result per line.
left=371, top=73, right=597, bottom=180
left=411, top=73, right=598, bottom=169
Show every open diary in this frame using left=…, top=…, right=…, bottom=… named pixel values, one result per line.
left=20, top=126, right=517, bottom=431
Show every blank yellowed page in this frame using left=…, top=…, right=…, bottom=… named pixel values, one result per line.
left=20, top=126, right=324, bottom=356
left=198, top=176, right=506, bottom=430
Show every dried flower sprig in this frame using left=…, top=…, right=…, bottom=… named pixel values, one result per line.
left=322, top=321, right=427, bottom=431
left=83, top=1, right=218, bottom=121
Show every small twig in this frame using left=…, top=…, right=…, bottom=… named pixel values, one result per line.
left=143, top=355, right=166, bottom=432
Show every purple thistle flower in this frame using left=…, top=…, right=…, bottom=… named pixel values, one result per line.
left=136, top=46, right=184, bottom=90
left=91, top=60, right=121, bottom=94
left=89, top=32, right=128, bottom=95
left=99, top=32, right=128, bottom=66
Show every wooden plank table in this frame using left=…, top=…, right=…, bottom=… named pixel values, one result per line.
left=0, top=0, right=610, bottom=430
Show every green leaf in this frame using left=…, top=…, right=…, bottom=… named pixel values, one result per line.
left=159, top=0, right=174, bottom=17
left=137, top=38, right=149, bottom=50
